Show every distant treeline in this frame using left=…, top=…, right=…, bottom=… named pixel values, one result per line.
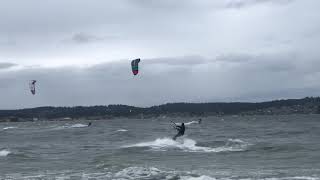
left=1, top=97, right=320, bottom=121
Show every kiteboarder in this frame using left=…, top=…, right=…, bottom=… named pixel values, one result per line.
left=198, top=118, right=202, bottom=124
left=88, top=122, right=92, bottom=127
left=172, top=122, right=185, bottom=140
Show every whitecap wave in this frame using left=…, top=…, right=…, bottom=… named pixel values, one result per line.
left=265, top=177, right=320, bottom=180
left=116, top=129, right=128, bottom=132
left=113, top=166, right=217, bottom=180
left=4, top=167, right=215, bottom=180
left=114, top=167, right=165, bottom=179
left=51, top=123, right=89, bottom=130
left=51, top=126, right=66, bottom=130
left=0, top=150, right=11, bottom=157
left=124, top=138, right=248, bottom=153
left=181, top=175, right=217, bottom=180
left=227, top=138, right=245, bottom=144
left=70, top=123, right=88, bottom=128
left=2, top=126, right=17, bottom=130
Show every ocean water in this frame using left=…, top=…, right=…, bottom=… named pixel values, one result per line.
left=0, top=115, right=320, bottom=180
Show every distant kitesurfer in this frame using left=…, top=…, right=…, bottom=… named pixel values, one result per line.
left=172, top=122, right=185, bottom=140
left=88, top=122, right=92, bottom=127
left=198, top=118, right=202, bottom=124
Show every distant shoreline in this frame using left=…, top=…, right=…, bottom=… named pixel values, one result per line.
left=1, top=97, right=319, bottom=122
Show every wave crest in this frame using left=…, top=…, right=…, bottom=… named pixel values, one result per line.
left=114, top=167, right=165, bottom=179
left=0, top=150, right=11, bottom=157
left=124, top=138, right=249, bottom=153
left=116, top=129, right=128, bottom=132
left=114, top=166, right=216, bottom=180
left=70, top=123, right=88, bottom=128
left=181, top=175, right=217, bottom=180
left=2, top=126, right=17, bottom=130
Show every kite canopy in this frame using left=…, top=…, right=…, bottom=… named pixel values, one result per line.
left=29, top=80, right=36, bottom=95
left=131, top=58, right=140, bottom=75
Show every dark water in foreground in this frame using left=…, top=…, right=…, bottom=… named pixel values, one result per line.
left=0, top=115, right=320, bottom=180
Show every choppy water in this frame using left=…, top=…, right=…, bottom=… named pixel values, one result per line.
left=0, top=115, right=320, bottom=180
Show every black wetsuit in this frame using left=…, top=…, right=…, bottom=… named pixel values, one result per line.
left=173, top=123, right=185, bottom=140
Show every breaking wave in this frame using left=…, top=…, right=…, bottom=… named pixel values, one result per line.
left=114, top=167, right=167, bottom=179
left=116, top=129, right=128, bottom=132
left=52, top=123, right=89, bottom=130
left=0, top=150, right=11, bottom=157
left=264, top=177, right=320, bottom=180
left=114, top=166, right=216, bottom=180
left=70, top=123, right=89, bottom=128
left=2, top=126, right=17, bottom=130
left=123, top=138, right=249, bottom=153
left=181, top=176, right=216, bottom=180
left=0, top=167, right=217, bottom=180
left=1, top=166, right=318, bottom=180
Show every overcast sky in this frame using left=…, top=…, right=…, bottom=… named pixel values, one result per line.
left=0, top=0, right=320, bottom=109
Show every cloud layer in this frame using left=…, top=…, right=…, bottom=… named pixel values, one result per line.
left=1, top=53, right=320, bottom=109
left=0, top=63, right=17, bottom=69
left=0, top=0, right=319, bottom=108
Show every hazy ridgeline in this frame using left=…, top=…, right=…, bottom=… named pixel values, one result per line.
left=0, top=97, right=320, bottom=121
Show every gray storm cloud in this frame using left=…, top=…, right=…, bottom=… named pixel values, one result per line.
left=70, top=33, right=104, bottom=44
left=0, top=63, right=17, bottom=69
left=0, top=0, right=319, bottom=108
left=225, top=0, right=294, bottom=8
left=1, top=54, right=320, bottom=109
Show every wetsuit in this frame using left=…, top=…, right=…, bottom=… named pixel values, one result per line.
left=173, top=123, right=185, bottom=140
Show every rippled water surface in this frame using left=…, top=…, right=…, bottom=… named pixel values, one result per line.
left=1, top=115, right=320, bottom=179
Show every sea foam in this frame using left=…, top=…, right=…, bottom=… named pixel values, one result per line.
left=116, top=129, right=128, bottom=132
left=70, top=123, right=88, bottom=128
left=124, top=138, right=248, bottom=153
left=0, top=150, right=11, bottom=157
left=2, top=127, right=17, bottom=130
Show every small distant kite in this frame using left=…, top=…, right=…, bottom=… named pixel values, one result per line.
left=29, top=80, right=37, bottom=95
left=131, top=58, right=140, bottom=76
